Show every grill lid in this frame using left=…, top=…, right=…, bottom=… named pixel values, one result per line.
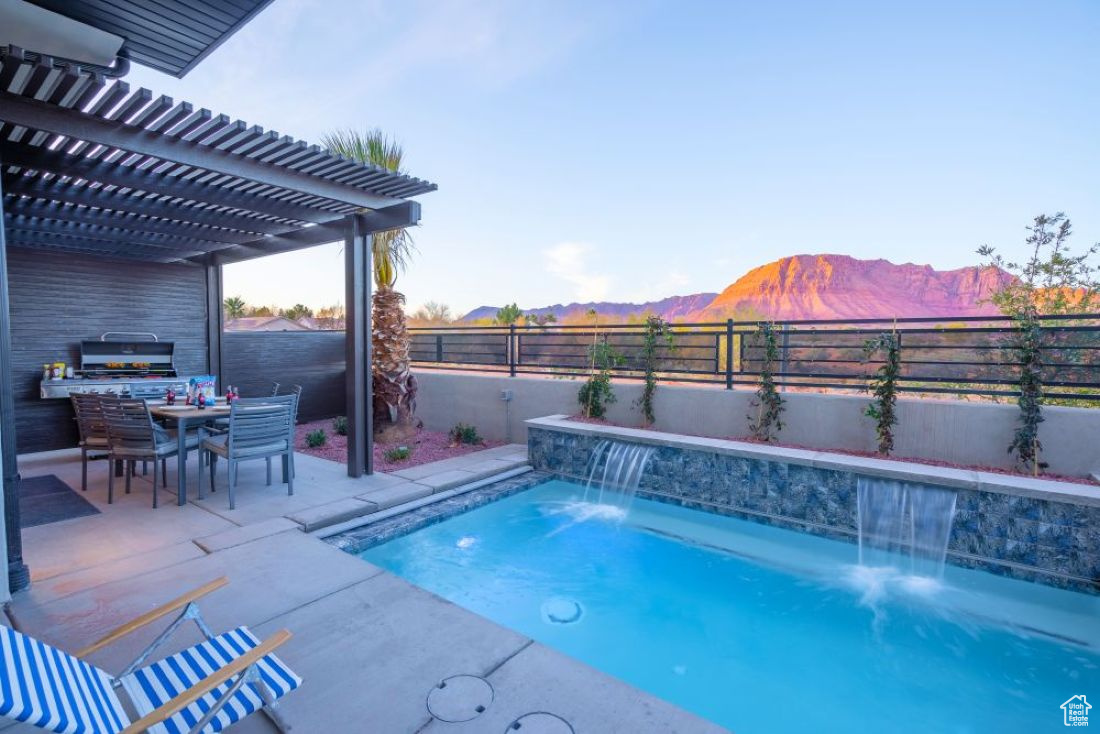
left=80, top=333, right=176, bottom=377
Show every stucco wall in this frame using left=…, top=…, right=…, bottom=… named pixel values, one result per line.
left=413, top=370, right=1100, bottom=477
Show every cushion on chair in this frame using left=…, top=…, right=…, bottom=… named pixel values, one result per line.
left=0, top=625, right=130, bottom=734
left=120, top=626, right=301, bottom=734
left=201, top=434, right=288, bottom=459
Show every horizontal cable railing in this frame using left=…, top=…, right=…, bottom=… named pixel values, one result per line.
left=408, top=314, right=1100, bottom=401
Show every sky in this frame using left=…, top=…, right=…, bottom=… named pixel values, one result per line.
left=124, top=0, right=1100, bottom=317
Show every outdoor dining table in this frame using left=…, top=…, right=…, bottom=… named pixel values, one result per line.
left=148, top=402, right=231, bottom=506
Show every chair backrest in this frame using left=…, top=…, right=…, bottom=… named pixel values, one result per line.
left=227, top=396, right=295, bottom=457
left=100, top=399, right=158, bottom=453
left=290, top=384, right=303, bottom=423
left=0, top=625, right=130, bottom=734
left=270, top=381, right=281, bottom=397
left=70, top=393, right=107, bottom=443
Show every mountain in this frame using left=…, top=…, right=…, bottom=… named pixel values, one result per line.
left=460, top=293, right=719, bottom=323
left=693, top=254, right=1013, bottom=321
left=461, top=254, right=1014, bottom=324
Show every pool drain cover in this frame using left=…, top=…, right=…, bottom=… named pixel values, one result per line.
left=540, top=597, right=583, bottom=625
left=506, top=712, right=575, bottom=733
left=426, top=674, right=494, bottom=723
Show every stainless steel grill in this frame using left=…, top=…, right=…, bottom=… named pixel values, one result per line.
left=40, top=332, right=193, bottom=400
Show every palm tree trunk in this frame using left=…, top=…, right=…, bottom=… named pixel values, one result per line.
left=372, top=285, right=418, bottom=440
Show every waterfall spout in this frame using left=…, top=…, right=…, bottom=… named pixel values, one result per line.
left=856, top=477, right=957, bottom=580
left=581, top=440, right=655, bottom=515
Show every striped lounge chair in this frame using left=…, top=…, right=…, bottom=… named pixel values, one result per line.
left=0, top=578, right=300, bottom=733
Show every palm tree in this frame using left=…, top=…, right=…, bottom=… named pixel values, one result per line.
left=223, top=296, right=246, bottom=320
left=322, top=128, right=418, bottom=439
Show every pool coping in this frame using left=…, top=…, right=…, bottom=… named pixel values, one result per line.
left=526, top=415, right=1100, bottom=508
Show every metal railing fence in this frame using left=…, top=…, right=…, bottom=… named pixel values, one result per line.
left=408, top=314, right=1100, bottom=401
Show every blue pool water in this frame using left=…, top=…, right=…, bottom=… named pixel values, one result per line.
left=360, top=479, right=1100, bottom=733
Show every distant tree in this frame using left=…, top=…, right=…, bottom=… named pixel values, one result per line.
left=495, top=303, right=523, bottom=325
left=282, top=304, right=314, bottom=321
left=977, top=213, right=1100, bottom=473
left=413, top=301, right=454, bottom=324
left=247, top=305, right=275, bottom=317
left=523, top=313, right=557, bottom=327
left=223, top=296, right=246, bottom=320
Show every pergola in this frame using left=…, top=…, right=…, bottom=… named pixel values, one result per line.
left=0, top=44, right=436, bottom=590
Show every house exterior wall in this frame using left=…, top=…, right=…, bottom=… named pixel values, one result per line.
left=7, top=249, right=209, bottom=453
left=413, top=370, right=1100, bottom=478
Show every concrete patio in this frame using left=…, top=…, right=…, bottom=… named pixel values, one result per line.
left=1, top=446, right=723, bottom=733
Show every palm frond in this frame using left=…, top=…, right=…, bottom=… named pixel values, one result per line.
left=322, top=128, right=415, bottom=287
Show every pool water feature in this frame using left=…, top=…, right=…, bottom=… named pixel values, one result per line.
left=856, top=476, right=958, bottom=578
left=581, top=439, right=654, bottom=512
left=360, top=479, right=1100, bottom=733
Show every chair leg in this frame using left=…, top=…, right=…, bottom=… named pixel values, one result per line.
left=162, top=458, right=168, bottom=486
left=107, top=459, right=115, bottom=504
left=286, top=452, right=294, bottom=497
left=142, top=460, right=148, bottom=476
left=266, top=457, right=272, bottom=486
left=281, top=454, right=289, bottom=484
left=228, top=459, right=237, bottom=510
left=125, top=463, right=132, bottom=495
left=209, top=454, right=217, bottom=493
left=151, top=456, right=159, bottom=509
left=81, top=448, right=88, bottom=492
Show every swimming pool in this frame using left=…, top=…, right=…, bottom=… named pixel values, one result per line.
left=359, top=478, right=1099, bottom=733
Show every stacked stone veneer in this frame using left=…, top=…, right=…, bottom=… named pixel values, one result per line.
left=528, top=421, right=1100, bottom=594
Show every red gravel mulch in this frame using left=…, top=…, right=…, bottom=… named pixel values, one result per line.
left=294, top=419, right=503, bottom=472
left=567, top=414, right=1097, bottom=487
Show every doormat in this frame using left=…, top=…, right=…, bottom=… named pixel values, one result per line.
left=18, top=474, right=100, bottom=528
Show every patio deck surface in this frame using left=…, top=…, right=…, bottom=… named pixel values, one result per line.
left=2, top=446, right=723, bottom=733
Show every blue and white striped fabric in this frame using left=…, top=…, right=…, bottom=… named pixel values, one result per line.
left=121, top=627, right=301, bottom=734
left=0, top=625, right=130, bottom=734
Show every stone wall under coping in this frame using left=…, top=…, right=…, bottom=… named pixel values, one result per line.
left=527, top=426, right=1100, bottom=594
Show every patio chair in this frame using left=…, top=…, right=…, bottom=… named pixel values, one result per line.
left=200, top=396, right=296, bottom=510
left=0, top=576, right=300, bottom=734
left=101, top=399, right=198, bottom=507
left=71, top=392, right=110, bottom=492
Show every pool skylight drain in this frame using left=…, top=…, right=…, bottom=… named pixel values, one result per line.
left=506, top=712, right=575, bottom=733
left=426, top=674, right=494, bottom=723
left=540, top=597, right=583, bottom=625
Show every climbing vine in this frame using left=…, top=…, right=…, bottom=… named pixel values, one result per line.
left=578, top=311, right=624, bottom=419
left=863, top=331, right=901, bottom=455
left=635, top=315, right=675, bottom=426
left=1009, top=313, right=1044, bottom=473
left=748, top=323, right=784, bottom=441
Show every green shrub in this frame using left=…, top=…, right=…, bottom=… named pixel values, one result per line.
left=332, top=416, right=348, bottom=436
left=449, top=423, right=483, bottom=446
left=579, top=341, right=623, bottom=419
left=383, top=445, right=412, bottom=462
left=305, top=429, right=327, bottom=448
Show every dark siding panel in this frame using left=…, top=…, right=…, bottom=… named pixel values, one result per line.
left=223, top=332, right=346, bottom=421
left=7, top=248, right=208, bottom=453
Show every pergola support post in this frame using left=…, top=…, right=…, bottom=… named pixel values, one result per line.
left=205, top=260, right=224, bottom=389
left=0, top=169, right=29, bottom=593
left=345, top=215, right=374, bottom=476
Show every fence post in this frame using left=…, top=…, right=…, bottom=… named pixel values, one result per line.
left=725, top=319, right=734, bottom=389
left=509, top=323, right=517, bottom=377
left=434, top=334, right=443, bottom=363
